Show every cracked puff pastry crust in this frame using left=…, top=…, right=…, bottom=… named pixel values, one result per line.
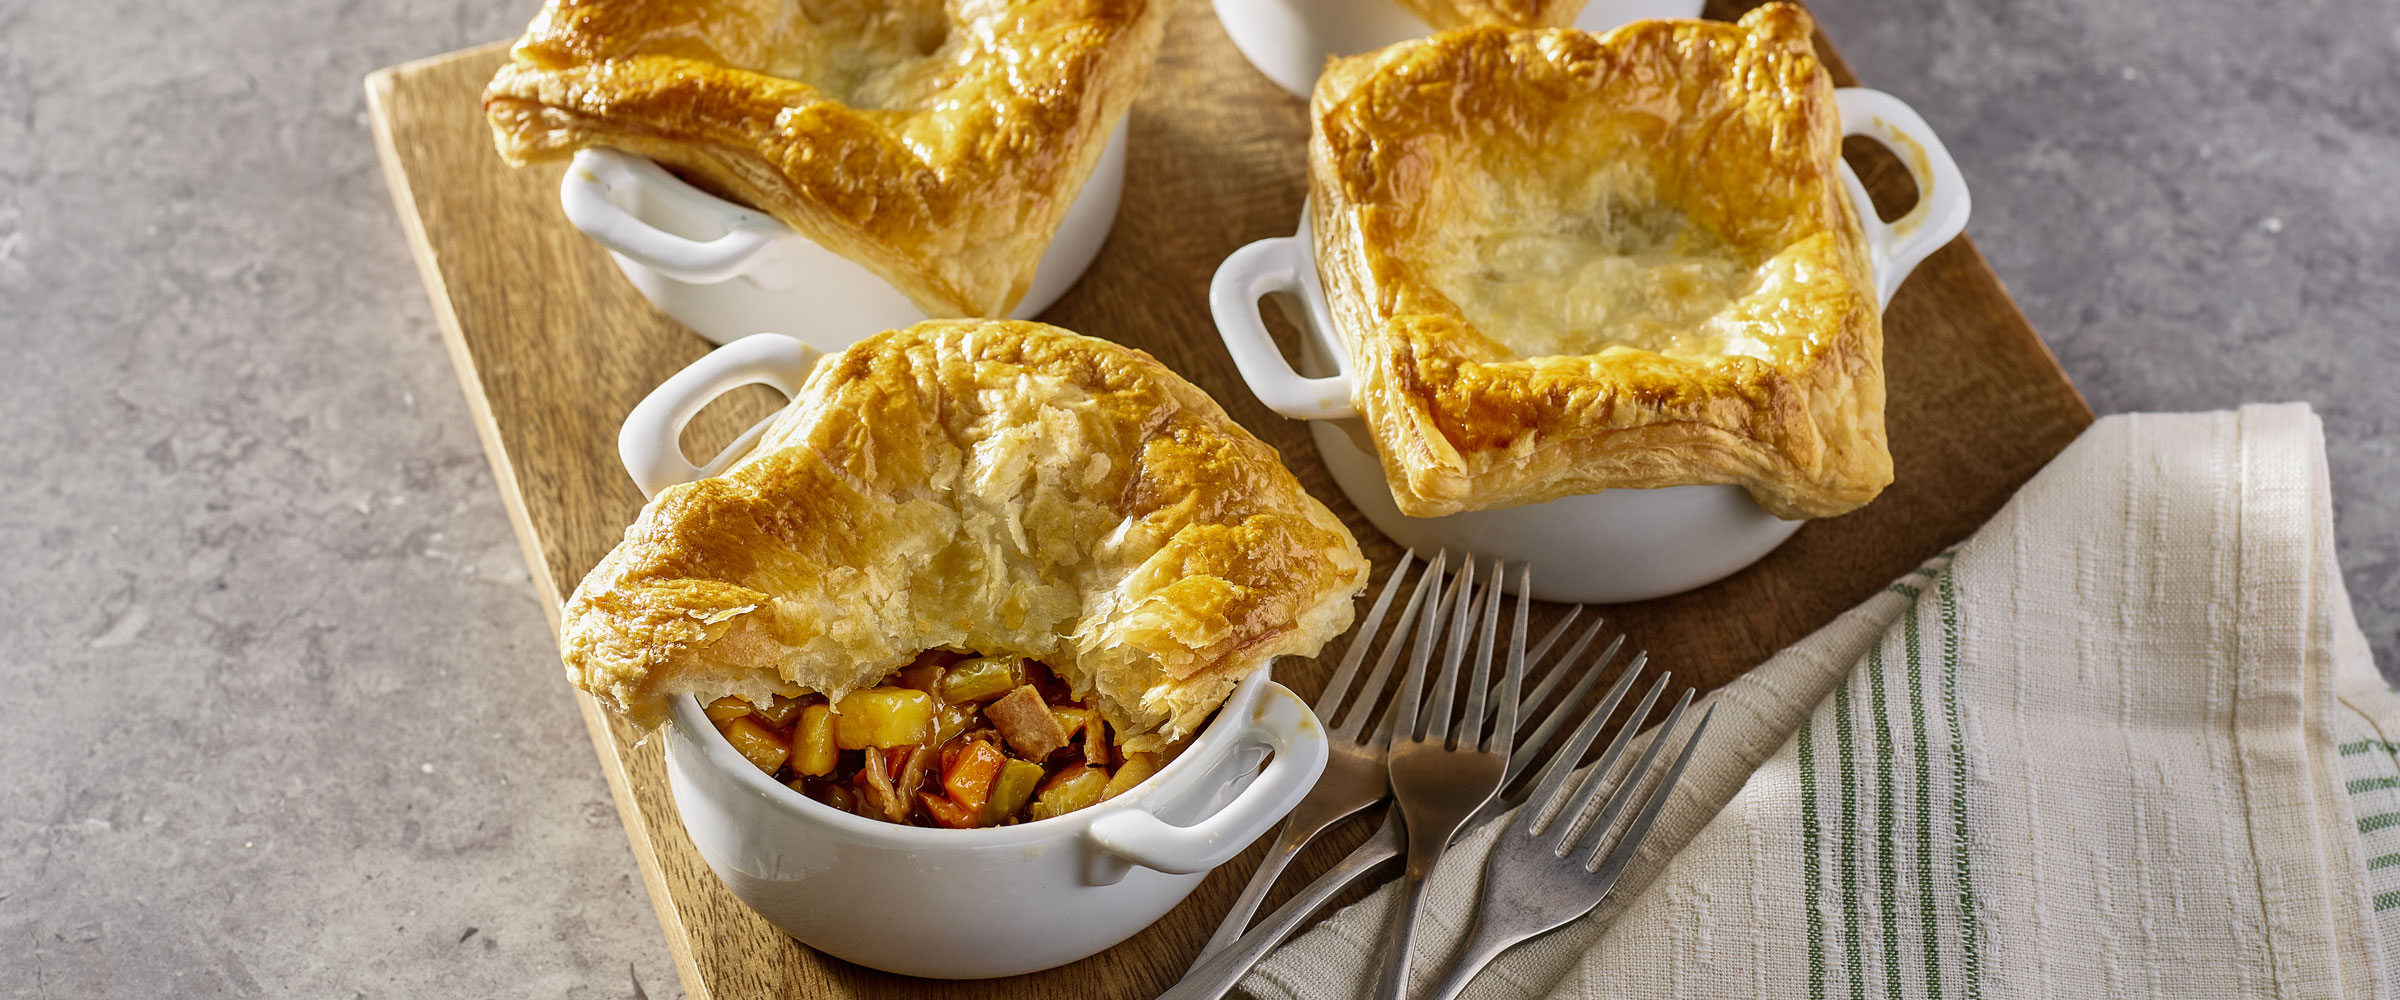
left=483, top=0, right=1174, bottom=319
left=1309, top=3, right=1891, bottom=520
left=1394, top=0, right=1585, bottom=32
left=560, top=320, right=1368, bottom=748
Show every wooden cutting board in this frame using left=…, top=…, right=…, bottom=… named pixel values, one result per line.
left=365, top=3, right=2090, bottom=997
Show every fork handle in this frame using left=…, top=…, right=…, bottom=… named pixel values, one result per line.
left=1159, top=812, right=1406, bottom=1000
left=1195, top=815, right=1315, bottom=961
left=1420, top=916, right=1536, bottom=1000
left=1372, top=836, right=1445, bottom=1000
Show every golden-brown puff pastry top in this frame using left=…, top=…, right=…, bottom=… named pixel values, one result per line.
left=560, top=320, right=1368, bottom=747
left=483, top=0, right=1174, bottom=318
left=1308, top=3, right=1889, bottom=520
left=1394, top=0, right=1585, bottom=31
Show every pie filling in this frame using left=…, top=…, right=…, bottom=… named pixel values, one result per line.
left=703, top=649, right=1171, bottom=828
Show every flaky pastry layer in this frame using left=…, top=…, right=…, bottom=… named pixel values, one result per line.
left=1309, top=3, right=1891, bottom=520
left=484, top=0, right=1174, bottom=318
left=560, top=320, right=1367, bottom=747
left=1393, top=0, right=1586, bottom=31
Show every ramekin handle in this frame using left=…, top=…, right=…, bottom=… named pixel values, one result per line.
left=561, top=149, right=783, bottom=285
left=1085, top=681, right=1329, bottom=875
left=618, top=333, right=822, bottom=499
left=1835, top=88, right=1973, bottom=309
left=1209, top=236, right=1357, bottom=421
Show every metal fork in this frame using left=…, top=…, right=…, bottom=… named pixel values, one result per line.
left=1195, top=549, right=1445, bottom=961
left=1159, top=580, right=1636, bottom=1000
left=1372, top=558, right=1526, bottom=1000
left=1419, top=679, right=1717, bottom=1000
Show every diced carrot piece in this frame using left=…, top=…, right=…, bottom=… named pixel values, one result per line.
left=942, top=741, right=1008, bottom=812
left=920, top=793, right=980, bottom=829
left=986, top=686, right=1069, bottom=760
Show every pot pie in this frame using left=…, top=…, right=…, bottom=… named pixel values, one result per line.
left=562, top=320, right=1368, bottom=825
left=482, top=0, right=1175, bottom=318
left=1308, top=3, right=1891, bottom=520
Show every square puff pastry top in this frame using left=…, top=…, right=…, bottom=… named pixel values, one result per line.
left=482, top=0, right=1174, bottom=319
left=560, top=320, right=1369, bottom=748
left=1309, top=3, right=1891, bottom=520
left=1395, top=0, right=1586, bottom=31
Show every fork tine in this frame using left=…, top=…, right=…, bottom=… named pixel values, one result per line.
left=1588, top=703, right=1714, bottom=874
left=1515, top=655, right=1647, bottom=836
left=1420, top=557, right=1480, bottom=744
left=1522, top=605, right=1583, bottom=676
left=1486, top=562, right=1532, bottom=756
left=1490, top=613, right=1605, bottom=735
left=1312, top=549, right=1418, bottom=720
left=1505, top=638, right=1629, bottom=786
left=1557, top=684, right=1689, bottom=856
left=1392, top=555, right=1467, bottom=744
left=1539, top=672, right=1670, bottom=843
left=1331, top=551, right=1444, bottom=740
left=1456, top=560, right=1508, bottom=749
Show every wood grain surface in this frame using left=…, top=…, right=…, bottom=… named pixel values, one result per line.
left=365, top=3, right=2091, bottom=997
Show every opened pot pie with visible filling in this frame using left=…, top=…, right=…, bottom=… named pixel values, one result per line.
left=562, top=320, right=1367, bottom=826
left=1309, top=3, right=1890, bottom=520
left=482, top=0, right=1175, bottom=318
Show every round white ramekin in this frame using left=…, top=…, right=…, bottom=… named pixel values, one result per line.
left=560, top=122, right=1129, bottom=349
left=1209, top=89, right=1971, bottom=604
left=620, top=333, right=1332, bottom=979
left=1211, top=0, right=1705, bottom=99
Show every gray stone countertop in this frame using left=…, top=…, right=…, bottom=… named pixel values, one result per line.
left=1, top=0, right=2391, bottom=996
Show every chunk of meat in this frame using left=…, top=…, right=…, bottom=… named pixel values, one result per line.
left=986, top=685, right=1070, bottom=760
left=854, top=749, right=905, bottom=823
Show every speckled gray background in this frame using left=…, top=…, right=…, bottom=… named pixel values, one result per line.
left=1, top=0, right=2391, bottom=996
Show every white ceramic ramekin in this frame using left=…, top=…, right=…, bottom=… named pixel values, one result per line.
left=560, top=122, right=1129, bottom=349
left=620, top=333, right=1332, bottom=978
left=1210, top=89, right=1970, bottom=604
left=1211, top=0, right=1704, bottom=98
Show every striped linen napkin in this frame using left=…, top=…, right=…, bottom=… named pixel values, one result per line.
left=1242, top=403, right=2397, bottom=1000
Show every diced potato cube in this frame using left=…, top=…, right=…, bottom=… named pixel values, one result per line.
left=833, top=688, right=936, bottom=749
left=791, top=703, right=838, bottom=776
left=1027, top=764, right=1109, bottom=821
left=982, top=759, right=1046, bottom=825
left=938, top=657, right=1022, bottom=703
left=1102, top=752, right=1159, bottom=801
left=942, top=741, right=1008, bottom=812
left=722, top=716, right=790, bottom=775
left=703, top=696, right=754, bottom=723
left=751, top=694, right=806, bottom=727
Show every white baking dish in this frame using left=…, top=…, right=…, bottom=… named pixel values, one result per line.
left=1209, top=89, right=1970, bottom=604
left=559, top=122, right=1128, bottom=349
left=618, top=333, right=1331, bottom=978
left=1211, top=0, right=1704, bottom=98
